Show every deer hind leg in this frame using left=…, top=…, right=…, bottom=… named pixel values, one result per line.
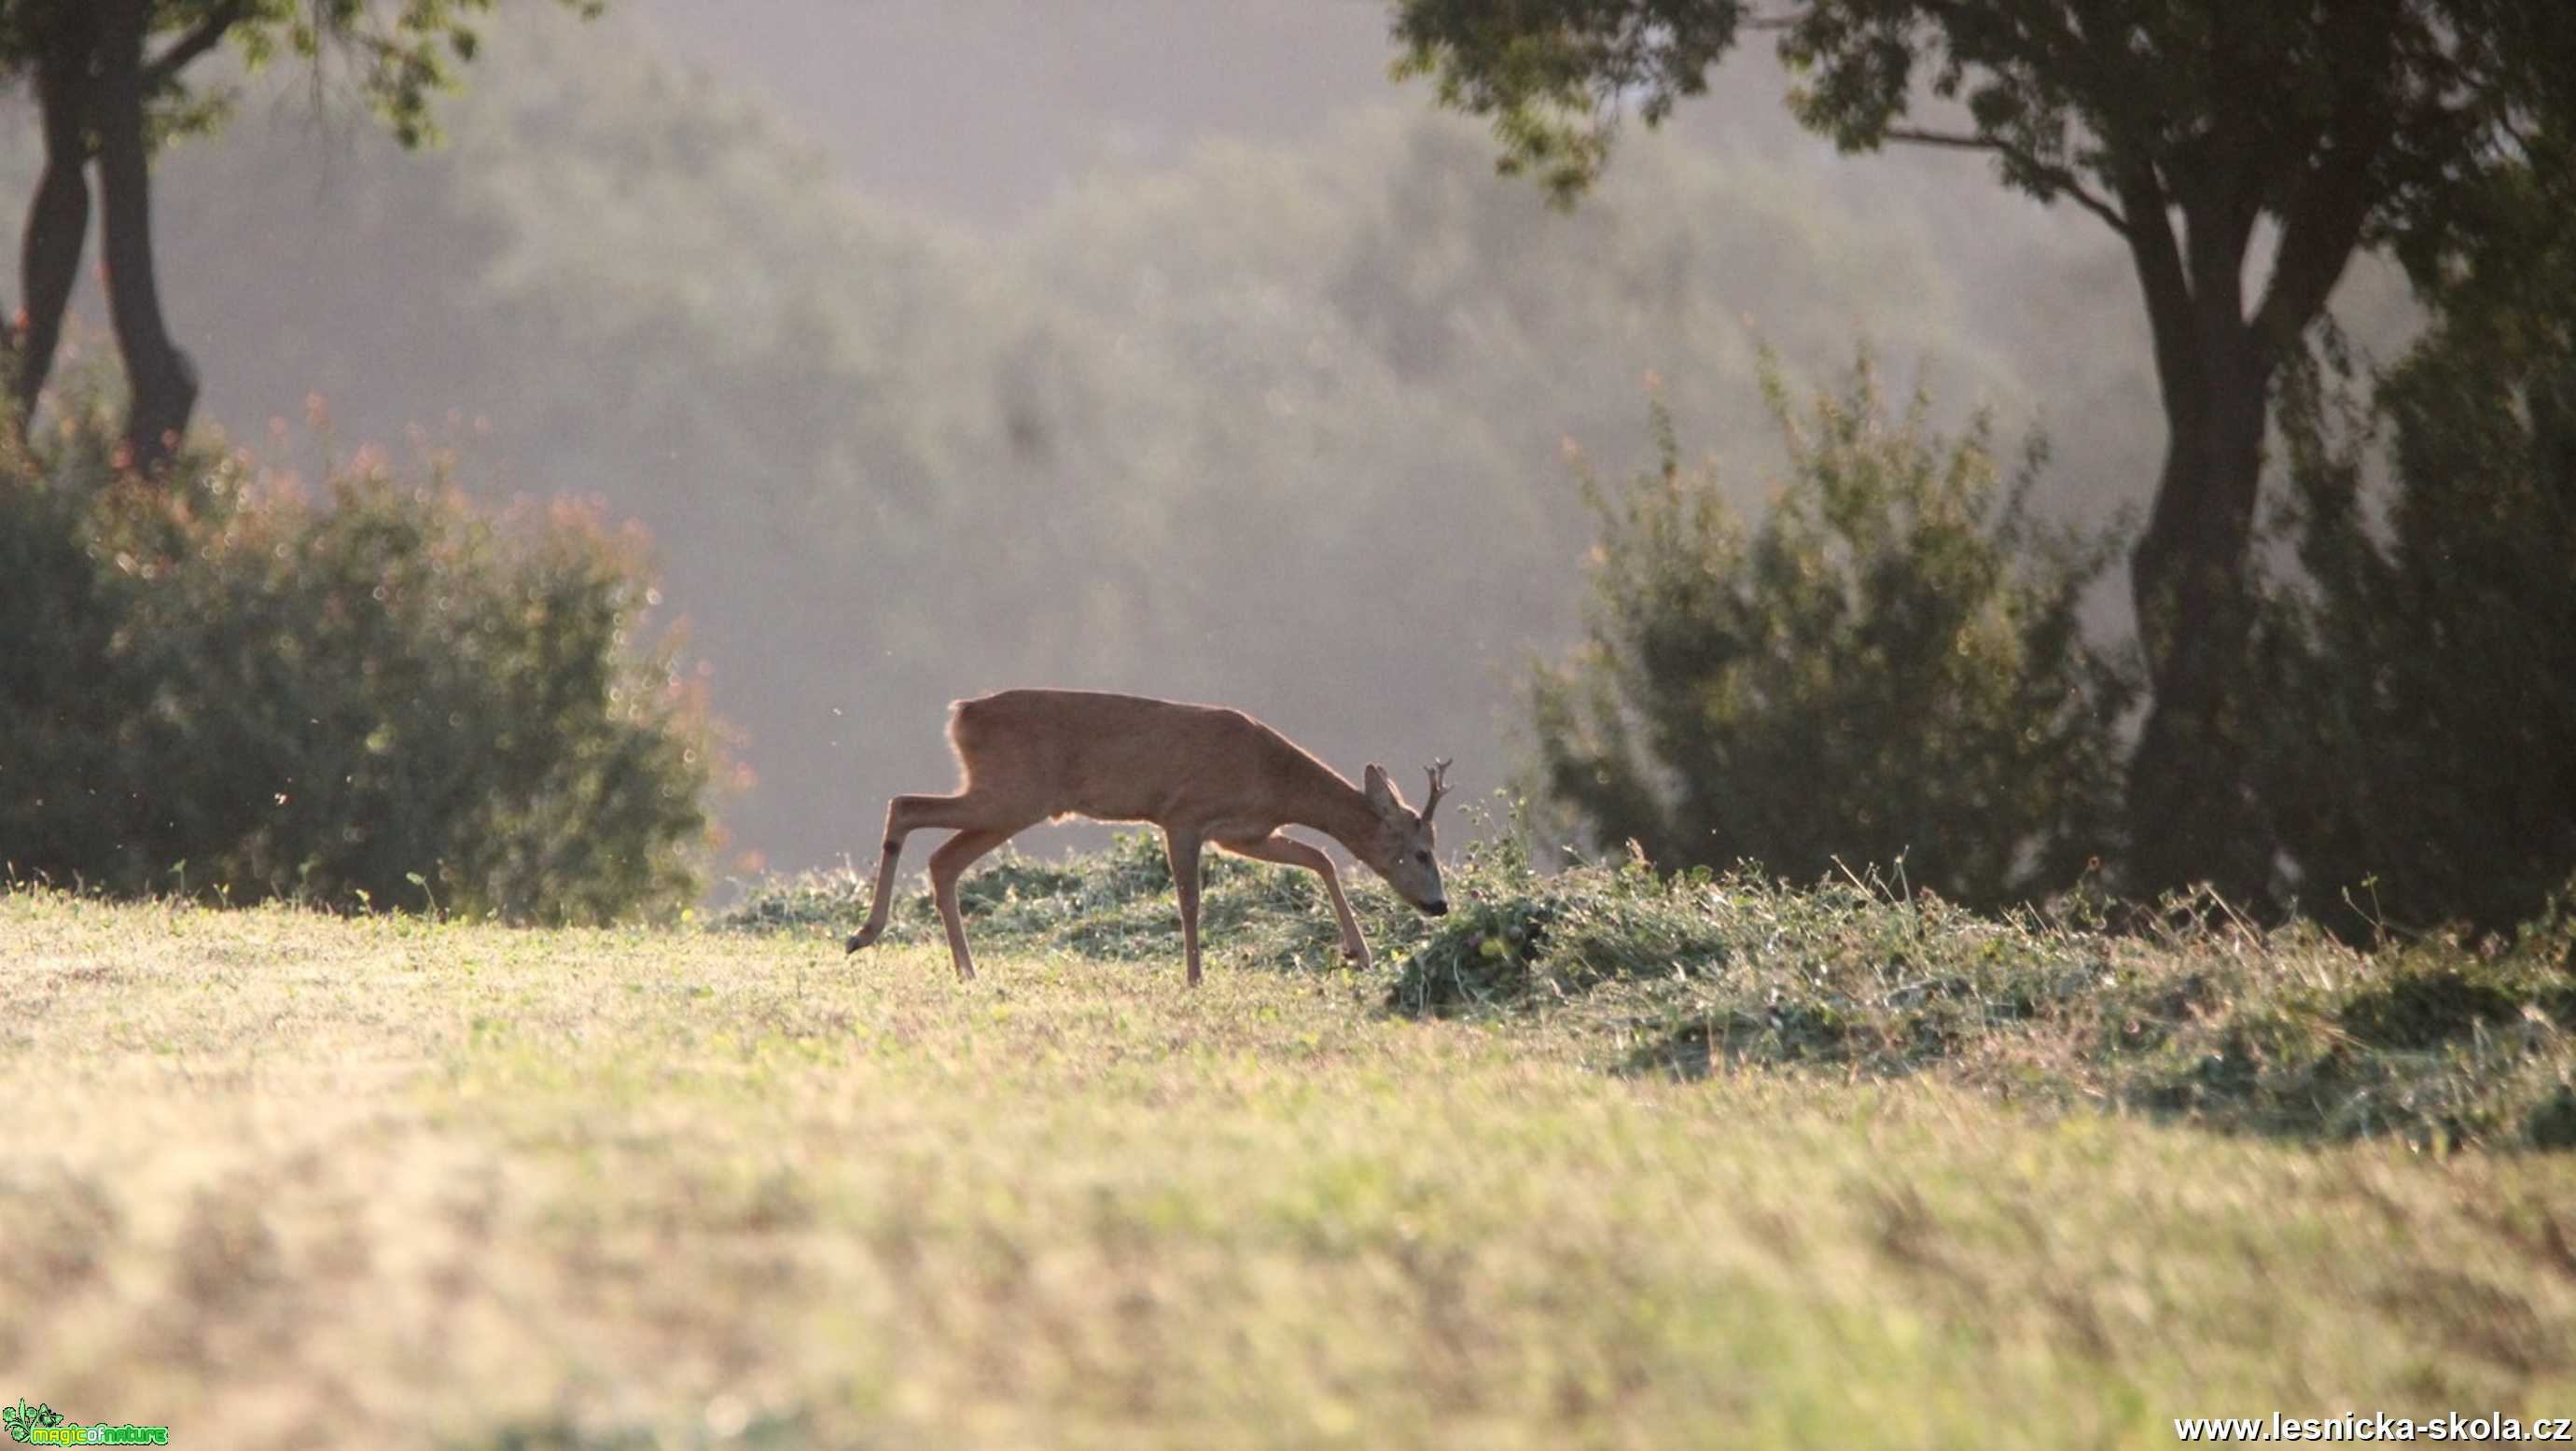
left=1164, top=827, right=1205, bottom=987
left=847, top=791, right=1007, bottom=954
left=926, top=825, right=1025, bottom=981
left=1217, top=831, right=1372, bottom=971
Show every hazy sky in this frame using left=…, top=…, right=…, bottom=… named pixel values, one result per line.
left=632, top=0, right=1415, bottom=225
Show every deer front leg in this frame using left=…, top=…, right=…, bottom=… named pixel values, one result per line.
left=1217, top=831, right=1372, bottom=971
left=1164, top=826, right=1205, bottom=987
left=849, top=792, right=993, bottom=954
left=926, top=827, right=1014, bottom=981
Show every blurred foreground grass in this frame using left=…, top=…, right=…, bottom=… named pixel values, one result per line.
left=5, top=882, right=2575, bottom=1449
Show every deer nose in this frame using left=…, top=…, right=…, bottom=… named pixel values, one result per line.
left=1424, top=899, right=1449, bottom=916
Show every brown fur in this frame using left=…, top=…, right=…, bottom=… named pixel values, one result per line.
left=845, top=689, right=1451, bottom=985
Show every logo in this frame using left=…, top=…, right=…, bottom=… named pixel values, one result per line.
left=2, top=1402, right=59, bottom=1444
left=3, top=1401, right=167, bottom=1445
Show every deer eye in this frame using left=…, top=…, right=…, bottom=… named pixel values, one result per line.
left=1415, top=850, right=1432, bottom=864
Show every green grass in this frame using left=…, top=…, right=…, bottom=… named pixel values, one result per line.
left=6, top=858, right=2576, bottom=1449
left=739, top=829, right=2576, bottom=1152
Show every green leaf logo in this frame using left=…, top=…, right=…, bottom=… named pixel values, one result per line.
left=4, top=1399, right=63, bottom=1444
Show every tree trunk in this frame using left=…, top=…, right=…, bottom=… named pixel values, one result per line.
left=2124, top=341, right=2276, bottom=903
left=94, top=0, right=199, bottom=474
left=2109, top=161, right=2292, bottom=906
left=10, top=3, right=97, bottom=430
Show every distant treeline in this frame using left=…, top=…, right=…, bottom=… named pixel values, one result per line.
left=0, top=7, right=2412, bottom=878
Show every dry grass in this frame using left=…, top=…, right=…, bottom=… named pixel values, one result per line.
left=6, top=888, right=2576, bottom=1448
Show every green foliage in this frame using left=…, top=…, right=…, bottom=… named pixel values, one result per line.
left=1389, top=0, right=2575, bottom=291
left=0, top=383, right=719, bottom=922
left=1390, top=854, right=2576, bottom=1151
left=1524, top=356, right=2132, bottom=912
left=2255, top=163, right=2576, bottom=938
left=1496, top=870, right=2576, bottom=1151
left=1387, top=0, right=1754, bottom=203
left=0, top=0, right=607, bottom=154
left=254, top=0, right=609, bottom=150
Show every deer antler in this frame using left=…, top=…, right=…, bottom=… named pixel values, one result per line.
left=1422, top=758, right=1453, bottom=821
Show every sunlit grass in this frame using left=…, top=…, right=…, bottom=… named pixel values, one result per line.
left=5, top=887, right=2574, bottom=1449
left=742, top=830, right=2576, bottom=1152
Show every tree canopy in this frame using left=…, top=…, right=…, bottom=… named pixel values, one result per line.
left=1393, top=0, right=2576, bottom=900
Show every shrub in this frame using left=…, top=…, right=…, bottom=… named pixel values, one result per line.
left=0, top=386, right=722, bottom=922
left=1525, top=355, right=2135, bottom=912
left=2255, top=204, right=2576, bottom=938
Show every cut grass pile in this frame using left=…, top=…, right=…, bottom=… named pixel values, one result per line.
left=732, top=830, right=2576, bottom=1152
left=5, top=863, right=2574, bottom=1449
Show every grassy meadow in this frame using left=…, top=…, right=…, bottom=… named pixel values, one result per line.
left=6, top=844, right=2576, bottom=1448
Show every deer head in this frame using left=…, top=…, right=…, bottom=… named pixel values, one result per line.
left=1361, top=758, right=1452, bottom=914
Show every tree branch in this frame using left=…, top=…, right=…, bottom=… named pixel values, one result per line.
left=2248, top=152, right=2381, bottom=357
left=2249, top=107, right=2396, bottom=355
left=1883, top=125, right=2130, bottom=235
left=2249, top=0, right=2404, bottom=356
left=2114, top=163, right=2202, bottom=413
left=142, top=0, right=248, bottom=91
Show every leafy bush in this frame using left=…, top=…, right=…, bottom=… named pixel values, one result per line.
left=2255, top=202, right=2576, bottom=938
left=0, top=386, right=722, bottom=922
left=1525, top=355, right=2135, bottom=912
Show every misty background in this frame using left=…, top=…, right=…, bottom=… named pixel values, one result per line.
left=1, top=0, right=2416, bottom=883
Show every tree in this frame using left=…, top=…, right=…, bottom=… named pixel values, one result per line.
left=1389, top=0, right=2576, bottom=900
left=0, top=0, right=599, bottom=471
left=1528, top=356, right=2131, bottom=911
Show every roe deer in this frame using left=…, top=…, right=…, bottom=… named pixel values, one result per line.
left=843, top=689, right=1453, bottom=985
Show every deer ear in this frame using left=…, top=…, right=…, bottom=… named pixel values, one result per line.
left=1362, top=763, right=1397, bottom=813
